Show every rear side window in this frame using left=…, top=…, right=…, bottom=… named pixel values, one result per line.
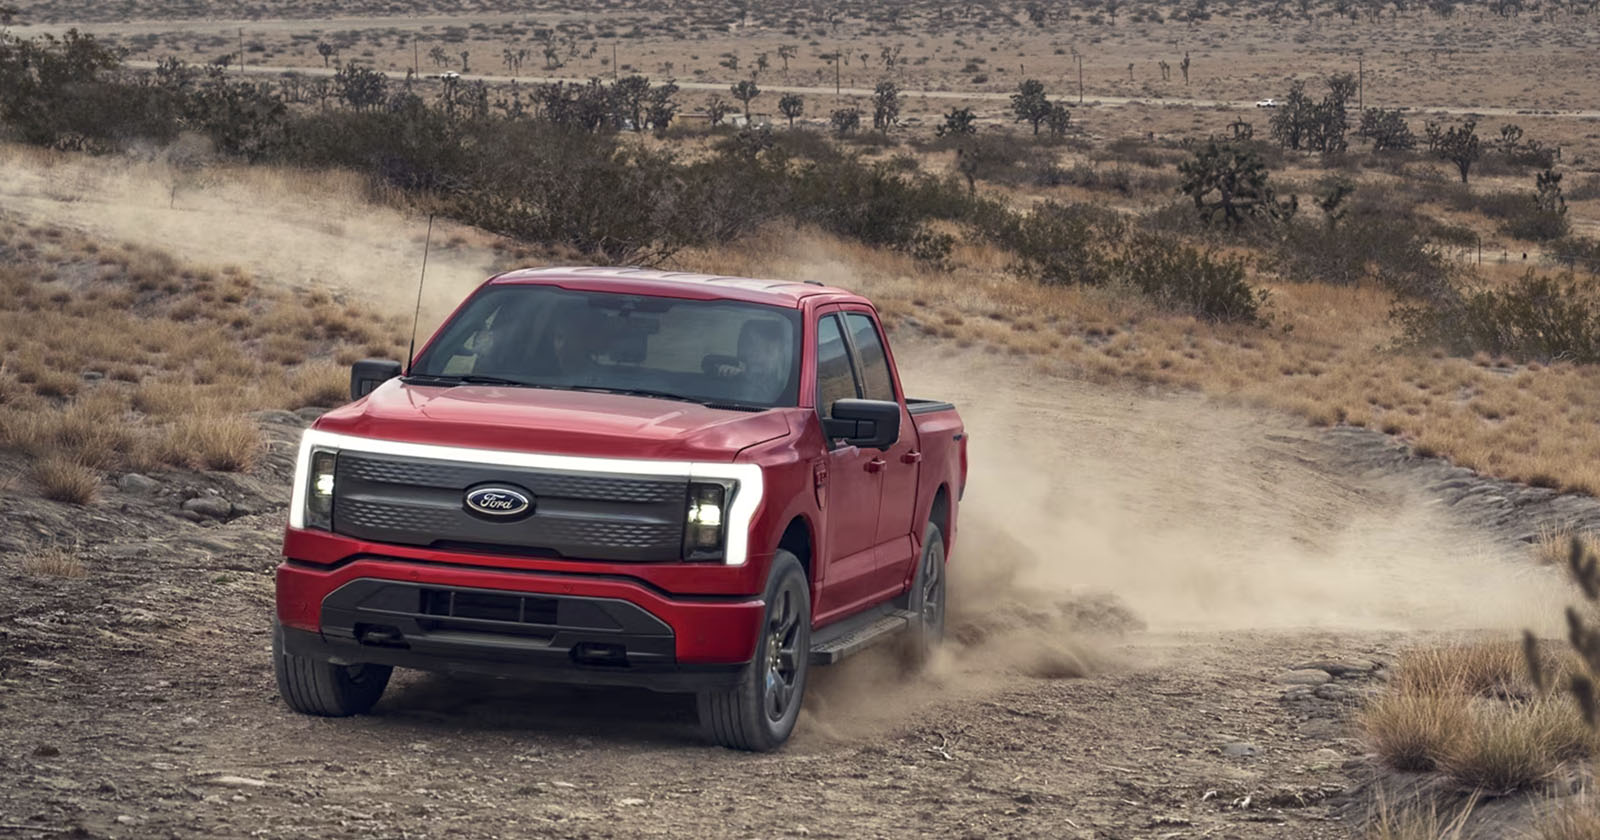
left=815, top=315, right=859, bottom=419
left=845, top=313, right=895, bottom=402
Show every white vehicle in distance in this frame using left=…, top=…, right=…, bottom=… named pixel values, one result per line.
left=1255, top=98, right=1280, bottom=108
left=434, top=71, right=461, bottom=81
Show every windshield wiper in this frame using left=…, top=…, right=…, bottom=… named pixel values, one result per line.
left=568, top=385, right=767, bottom=412
left=403, top=373, right=544, bottom=389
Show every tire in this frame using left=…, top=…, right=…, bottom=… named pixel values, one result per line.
left=697, top=552, right=811, bottom=752
left=904, top=521, right=947, bottom=667
left=272, top=622, right=392, bottom=717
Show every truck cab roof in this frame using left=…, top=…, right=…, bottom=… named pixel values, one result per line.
left=490, top=266, right=867, bottom=309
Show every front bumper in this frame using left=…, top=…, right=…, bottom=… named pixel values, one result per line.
left=276, top=557, right=765, bottom=691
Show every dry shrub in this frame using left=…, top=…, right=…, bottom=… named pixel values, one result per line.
left=1537, top=799, right=1600, bottom=840
left=31, top=457, right=99, bottom=505
left=1366, top=793, right=1476, bottom=840
left=1437, top=699, right=1588, bottom=791
left=291, top=361, right=350, bottom=407
left=19, top=547, right=87, bottom=580
left=1392, top=641, right=1540, bottom=699
left=1363, top=691, right=1473, bottom=772
left=157, top=414, right=262, bottom=472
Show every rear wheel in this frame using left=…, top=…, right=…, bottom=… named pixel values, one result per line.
left=904, top=521, right=947, bottom=667
left=273, top=622, right=392, bottom=717
left=698, top=552, right=810, bottom=751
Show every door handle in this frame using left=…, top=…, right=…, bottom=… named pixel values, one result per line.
left=865, top=457, right=886, bottom=473
left=901, top=450, right=923, bottom=465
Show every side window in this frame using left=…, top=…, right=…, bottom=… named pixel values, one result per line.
left=845, top=313, right=896, bottom=403
left=815, top=315, right=859, bottom=420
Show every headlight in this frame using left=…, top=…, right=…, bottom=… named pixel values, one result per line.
left=305, top=447, right=338, bottom=530
left=683, top=480, right=736, bottom=561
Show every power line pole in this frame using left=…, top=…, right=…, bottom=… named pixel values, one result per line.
left=1358, top=52, right=1364, bottom=111
left=612, top=41, right=618, bottom=80
left=1077, top=54, right=1084, bottom=104
left=414, top=38, right=419, bottom=77
left=238, top=28, right=245, bottom=75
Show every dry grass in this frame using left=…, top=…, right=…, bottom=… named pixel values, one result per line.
left=1366, top=793, right=1476, bottom=840
left=1535, top=528, right=1600, bottom=568
left=30, top=456, right=100, bottom=505
left=1364, top=691, right=1474, bottom=773
left=19, top=547, right=87, bottom=580
left=1439, top=698, right=1594, bottom=791
left=0, top=219, right=406, bottom=502
left=1537, top=799, right=1600, bottom=840
left=1365, top=642, right=1595, bottom=793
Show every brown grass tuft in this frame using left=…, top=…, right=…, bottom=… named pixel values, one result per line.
left=19, top=547, right=87, bottom=579
left=157, top=414, right=262, bottom=473
left=1437, top=699, right=1588, bottom=791
left=1363, top=691, right=1474, bottom=772
left=31, top=457, right=99, bottom=505
left=1536, top=798, right=1600, bottom=840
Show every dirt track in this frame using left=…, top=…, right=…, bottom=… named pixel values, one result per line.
left=0, top=152, right=1573, bottom=838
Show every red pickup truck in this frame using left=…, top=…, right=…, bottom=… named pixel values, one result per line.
left=273, top=267, right=966, bottom=750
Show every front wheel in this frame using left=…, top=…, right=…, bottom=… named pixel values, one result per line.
left=273, top=622, right=392, bottom=717
left=698, top=552, right=811, bottom=751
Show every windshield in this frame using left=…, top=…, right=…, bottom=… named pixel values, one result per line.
left=410, top=284, right=802, bottom=408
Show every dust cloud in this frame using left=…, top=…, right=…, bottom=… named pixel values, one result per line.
left=0, top=141, right=499, bottom=334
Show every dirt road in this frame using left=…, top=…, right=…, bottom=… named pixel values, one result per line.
left=0, top=152, right=1572, bottom=838
left=106, top=58, right=1600, bottom=122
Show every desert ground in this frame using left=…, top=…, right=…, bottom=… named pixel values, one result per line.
left=5, top=0, right=1600, bottom=837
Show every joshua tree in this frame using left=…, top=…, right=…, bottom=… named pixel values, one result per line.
left=871, top=80, right=901, bottom=132
left=317, top=41, right=334, bottom=68
left=777, top=44, right=796, bottom=73
left=1178, top=140, right=1296, bottom=227
left=429, top=45, right=448, bottom=68
left=778, top=93, right=804, bottom=127
left=831, top=107, right=861, bottom=136
left=705, top=94, right=732, bottom=126
left=1011, top=78, right=1051, bottom=135
left=1180, top=51, right=1191, bottom=84
left=459, top=50, right=470, bottom=73
left=937, top=106, right=977, bottom=137
left=731, top=78, right=760, bottom=119
left=1046, top=102, right=1072, bottom=136
left=1435, top=119, right=1482, bottom=183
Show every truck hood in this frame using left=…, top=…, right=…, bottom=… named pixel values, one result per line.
left=312, top=381, right=793, bottom=462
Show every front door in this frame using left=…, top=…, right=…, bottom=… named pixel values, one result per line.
left=812, top=312, right=883, bottom=623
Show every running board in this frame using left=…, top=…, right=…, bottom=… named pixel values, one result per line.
left=809, top=607, right=917, bottom=665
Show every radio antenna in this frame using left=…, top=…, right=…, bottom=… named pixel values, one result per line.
left=404, top=214, right=436, bottom=376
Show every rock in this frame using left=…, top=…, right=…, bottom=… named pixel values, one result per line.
left=180, top=717, right=201, bottom=727
left=203, top=775, right=267, bottom=788
left=32, top=744, right=61, bottom=757
left=617, top=798, right=646, bottom=807
left=1221, top=742, right=1259, bottom=758
left=117, top=473, right=161, bottom=495
left=115, top=815, right=137, bottom=826
left=1314, top=683, right=1358, bottom=702
left=1291, top=659, right=1378, bottom=677
left=180, top=497, right=232, bottom=520
left=295, top=407, right=328, bottom=423
left=1278, top=669, right=1332, bottom=686
left=82, top=370, right=105, bottom=381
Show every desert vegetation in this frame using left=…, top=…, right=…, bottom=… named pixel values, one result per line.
left=0, top=219, right=409, bottom=505
left=6, top=25, right=1600, bottom=498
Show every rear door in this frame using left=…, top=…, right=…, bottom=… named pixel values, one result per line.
left=841, top=311, right=920, bottom=592
left=812, top=311, right=884, bottom=622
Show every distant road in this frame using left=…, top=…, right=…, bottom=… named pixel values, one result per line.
left=121, top=60, right=1600, bottom=121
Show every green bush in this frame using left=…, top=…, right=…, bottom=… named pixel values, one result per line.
left=1110, top=234, right=1265, bottom=323
left=1395, top=270, right=1600, bottom=362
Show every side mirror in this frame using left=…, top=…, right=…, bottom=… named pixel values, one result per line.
left=350, top=359, right=403, bottom=401
left=824, top=399, right=901, bottom=450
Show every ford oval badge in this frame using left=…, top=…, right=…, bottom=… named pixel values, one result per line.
left=464, top=486, right=533, bottom=519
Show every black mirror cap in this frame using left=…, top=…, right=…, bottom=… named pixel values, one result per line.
left=824, top=398, right=901, bottom=450
left=350, top=359, right=403, bottom=401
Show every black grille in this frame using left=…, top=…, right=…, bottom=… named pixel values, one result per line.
left=420, top=588, right=559, bottom=626
left=331, top=451, right=689, bottom=562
